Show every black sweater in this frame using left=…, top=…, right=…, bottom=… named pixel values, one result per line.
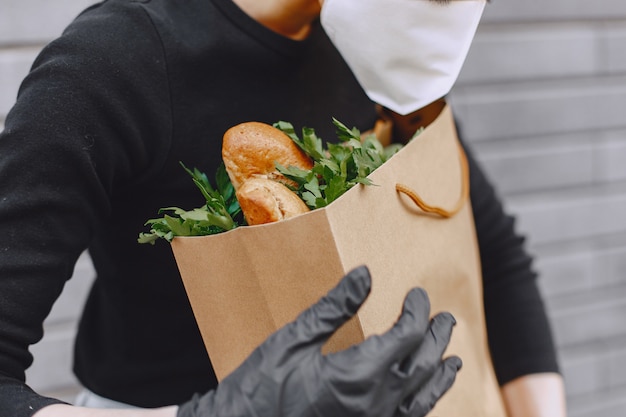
left=0, top=0, right=559, bottom=415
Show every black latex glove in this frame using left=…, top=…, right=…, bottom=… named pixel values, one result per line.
left=177, top=265, right=461, bottom=417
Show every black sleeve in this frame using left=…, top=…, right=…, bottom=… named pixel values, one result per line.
left=0, top=3, right=172, bottom=416
left=461, top=134, right=561, bottom=385
left=0, top=375, right=67, bottom=416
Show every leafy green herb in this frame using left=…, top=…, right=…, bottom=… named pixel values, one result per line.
left=137, top=163, right=242, bottom=244
left=274, top=118, right=403, bottom=209
left=139, top=118, right=404, bottom=243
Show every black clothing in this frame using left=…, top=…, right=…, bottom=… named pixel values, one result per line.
left=0, top=0, right=559, bottom=415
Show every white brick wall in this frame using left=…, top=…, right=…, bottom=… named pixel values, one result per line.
left=1, top=0, right=625, bottom=415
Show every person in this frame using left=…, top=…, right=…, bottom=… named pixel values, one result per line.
left=0, top=0, right=565, bottom=416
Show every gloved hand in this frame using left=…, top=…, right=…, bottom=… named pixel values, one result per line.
left=177, top=265, right=461, bottom=417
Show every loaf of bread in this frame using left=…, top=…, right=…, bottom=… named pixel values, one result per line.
left=222, top=122, right=313, bottom=225
left=222, top=122, right=313, bottom=190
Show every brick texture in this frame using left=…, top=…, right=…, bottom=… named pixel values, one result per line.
left=1, top=0, right=625, bottom=415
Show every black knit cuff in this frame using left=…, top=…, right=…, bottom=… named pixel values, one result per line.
left=0, top=376, right=69, bottom=417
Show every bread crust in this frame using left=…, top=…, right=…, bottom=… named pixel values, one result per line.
left=236, top=178, right=310, bottom=225
left=222, top=122, right=313, bottom=190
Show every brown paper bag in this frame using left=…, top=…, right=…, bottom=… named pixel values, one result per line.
left=171, top=105, right=508, bottom=416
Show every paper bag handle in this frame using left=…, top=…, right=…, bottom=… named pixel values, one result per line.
left=395, top=143, right=470, bottom=218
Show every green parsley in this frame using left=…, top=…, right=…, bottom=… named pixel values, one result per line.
left=137, top=162, right=242, bottom=244
left=138, top=118, right=403, bottom=243
left=274, top=118, right=403, bottom=209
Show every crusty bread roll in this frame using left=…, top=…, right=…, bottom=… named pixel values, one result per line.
left=222, top=122, right=314, bottom=190
left=221, top=121, right=313, bottom=225
left=236, top=178, right=310, bottom=225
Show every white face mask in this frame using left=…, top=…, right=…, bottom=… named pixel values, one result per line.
left=320, top=0, right=486, bottom=115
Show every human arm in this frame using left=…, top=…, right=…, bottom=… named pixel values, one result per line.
left=36, top=266, right=460, bottom=417
left=458, top=113, right=566, bottom=415
left=501, top=373, right=567, bottom=417
left=463, top=129, right=566, bottom=416
left=0, top=3, right=173, bottom=415
left=34, top=405, right=177, bottom=417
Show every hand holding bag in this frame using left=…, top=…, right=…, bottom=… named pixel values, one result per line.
left=171, top=104, right=507, bottom=416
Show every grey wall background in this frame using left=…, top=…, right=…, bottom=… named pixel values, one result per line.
left=1, top=0, right=625, bottom=415
left=451, top=2, right=626, bottom=416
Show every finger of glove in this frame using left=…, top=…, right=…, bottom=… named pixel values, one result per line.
left=397, top=356, right=462, bottom=417
left=176, top=392, right=215, bottom=417
left=273, top=265, right=372, bottom=351
left=393, top=312, right=456, bottom=389
left=358, top=287, right=431, bottom=365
